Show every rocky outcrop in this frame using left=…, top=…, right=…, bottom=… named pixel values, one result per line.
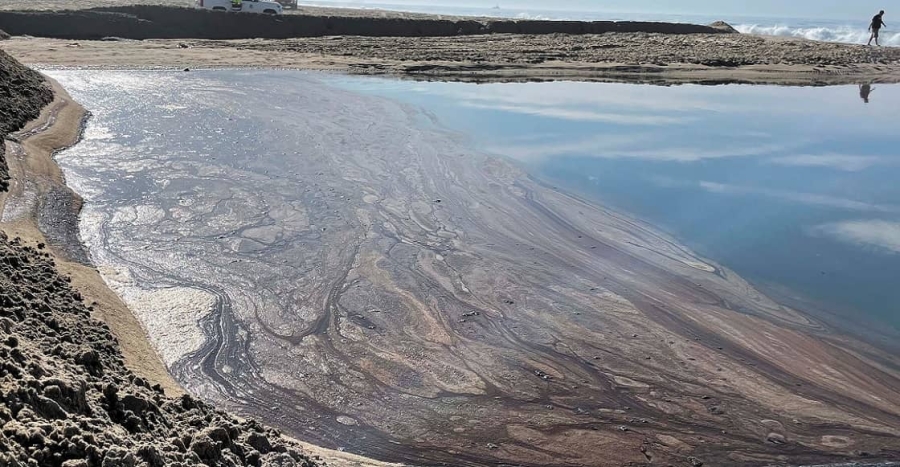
left=0, top=52, right=319, bottom=467
left=708, top=21, right=739, bottom=34
left=0, top=5, right=733, bottom=41
left=0, top=29, right=10, bottom=40
left=0, top=49, right=53, bottom=192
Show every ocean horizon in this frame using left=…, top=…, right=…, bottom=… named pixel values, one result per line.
left=300, top=1, right=900, bottom=47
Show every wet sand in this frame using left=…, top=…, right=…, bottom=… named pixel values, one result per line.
left=0, top=79, right=185, bottom=395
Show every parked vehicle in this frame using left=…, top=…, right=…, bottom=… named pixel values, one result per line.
left=274, top=0, right=298, bottom=10
left=197, top=0, right=284, bottom=15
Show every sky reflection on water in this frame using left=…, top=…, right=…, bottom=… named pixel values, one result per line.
left=333, top=77, right=900, bottom=333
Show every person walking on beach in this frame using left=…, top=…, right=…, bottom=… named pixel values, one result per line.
left=868, top=10, right=886, bottom=46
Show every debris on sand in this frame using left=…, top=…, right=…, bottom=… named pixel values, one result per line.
left=708, top=21, right=739, bottom=34
left=767, top=432, right=787, bottom=445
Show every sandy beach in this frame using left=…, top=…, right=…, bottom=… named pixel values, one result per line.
left=4, top=34, right=900, bottom=86
left=0, top=4, right=899, bottom=85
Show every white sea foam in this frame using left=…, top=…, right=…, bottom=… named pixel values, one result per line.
left=735, top=23, right=900, bottom=46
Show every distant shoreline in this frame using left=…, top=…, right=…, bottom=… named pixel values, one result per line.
left=0, top=4, right=898, bottom=85
left=4, top=34, right=900, bottom=86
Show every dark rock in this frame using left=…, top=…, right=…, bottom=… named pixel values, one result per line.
left=101, top=448, right=136, bottom=467
left=708, top=21, right=739, bottom=34
left=202, top=426, right=232, bottom=447
left=247, top=432, right=273, bottom=454
left=136, top=444, right=164, bottom=467
left=189, top=435, right=221, bottom=462
left=121, top=394, right=150, bottom=414
left=102, top=383, right=119, bottom=405
left=124, top=413, right=143, bottom=432
left=76, top=349, right=102, bottom=373
left=246, top=449, right=262, bottom=466
left=180, top=393, right=197, bottom=410
left=34, top=395, right=67, bottom=419
left=43, top=384, right=63, bottom=400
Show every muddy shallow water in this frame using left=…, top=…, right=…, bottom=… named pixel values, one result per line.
left=49, top=70, right=900, bottom=467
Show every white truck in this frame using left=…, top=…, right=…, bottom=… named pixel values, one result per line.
left=197, top=0, right=284, bottom=15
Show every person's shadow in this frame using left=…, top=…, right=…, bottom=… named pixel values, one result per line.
left=859, top=83, right=875, bottom=104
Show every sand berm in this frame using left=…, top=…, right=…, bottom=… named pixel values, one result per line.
left=0, top=49, right=400, bottom=467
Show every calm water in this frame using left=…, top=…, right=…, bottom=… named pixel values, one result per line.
left=45, top=69, right=900, bottom=465
left=331, top=78, right=900, bottom=333
left=48, top=69, right=900, bottom=336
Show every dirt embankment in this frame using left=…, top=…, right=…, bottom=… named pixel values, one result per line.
left=0, top=230, right=323, bottom=467
left=0, top=50, right=52, bottom=191
left=0, top=5, right=730, bottom=41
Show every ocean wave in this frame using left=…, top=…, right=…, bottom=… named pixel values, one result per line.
left=513, top=12, right=555, bottom=21
left=735, top=24, right=900, bottom=46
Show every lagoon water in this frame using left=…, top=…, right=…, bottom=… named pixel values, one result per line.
left=44, top=70, right=900, bottom=463
left=330, top=77, right=900, bottom=334
left=50, top=69, right=900, bottom=342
